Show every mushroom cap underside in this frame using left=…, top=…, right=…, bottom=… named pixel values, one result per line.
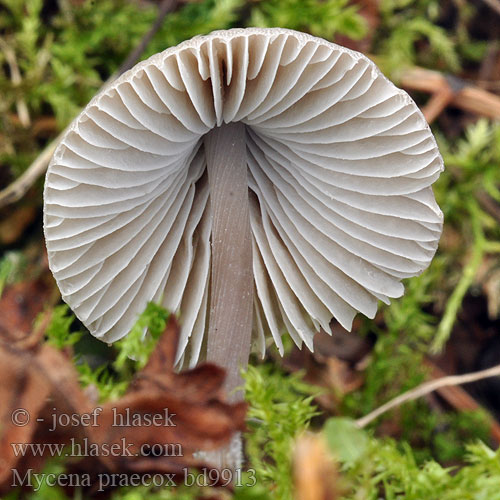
left=43, top=27, right=444, bottom=367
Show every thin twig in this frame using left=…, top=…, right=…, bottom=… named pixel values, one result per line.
left=356, top=362, right=500, bottom=428
left=425, top=359, right=500, bottom=443
left=422, top=86, right=455, bottom=124
left=0, top=36, right=30, bottom=127
left=0, top=140, right=59, bottom=207
left=117, top=0, right=176, bottom=76
left=400, top=66, right=500, bottom=120
left=0, top=0, right=178, bottom=209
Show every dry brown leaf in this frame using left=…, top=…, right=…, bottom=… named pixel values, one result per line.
left=0, top=341, right=91, bottom=491
left=0, top=316, right=247, bottom=497
left=294, top=433, right=338, bottom=500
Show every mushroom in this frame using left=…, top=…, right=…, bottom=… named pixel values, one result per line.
left=44, top=28, right=443, bottom=407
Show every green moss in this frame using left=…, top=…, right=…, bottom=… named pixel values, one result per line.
left=325, top=418, right=500, bottom=500
left=3, top=1, right=500, bottom=498
left=248, top=0, right=367, bottom=40
left=242, top=364, right=321, bottom=500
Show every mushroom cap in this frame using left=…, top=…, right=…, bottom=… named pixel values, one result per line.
left=43, top=27, right=443, bottom=366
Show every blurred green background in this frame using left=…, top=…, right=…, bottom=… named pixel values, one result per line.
left=1, top=1, right=500, bottom=499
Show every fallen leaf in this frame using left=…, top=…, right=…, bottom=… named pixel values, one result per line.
left=294, top=432, right=338, bottom=500
left=0, top=316, right=247, bottom=497
left=0, top=341, right=91, bottom=490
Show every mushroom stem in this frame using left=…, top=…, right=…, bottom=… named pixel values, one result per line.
left=204, top=121, right=253, bottom=403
